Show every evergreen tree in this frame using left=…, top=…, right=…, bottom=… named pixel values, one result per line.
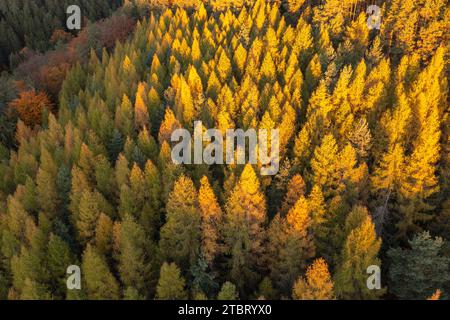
left=387, top=232, right=450, bottom=300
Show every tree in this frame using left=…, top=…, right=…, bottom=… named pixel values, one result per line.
left=134, top=82, right=149, bottom=129
left=310, top=134, right=339, bottom=197
left=198, top=176, right=223, bottom=265
left=257, top=277, right=277, bottom=300
left=158, top=108, right=181, bottom=144
left=118, top=214, right=156, bottom=298
left=286, top=0, right=306, bottom=13
left=396, top=48, right=446, bottom=240
left=217, top=50, right=232, bottom=83
left=8, top=90, right=54, bottom=126
left=190, top=256, right=218, bottom=298
left=160, top=175, right=201, bottom=269
left=223, top=164, right=267, bottom=294
left=156, top=262, right=188, bottom=300
left=36, top=149, right=58, bottom=218
left=427, top=289, right=442, bottom=301
left=268, top=197, right=315, bottom=294
left=95, top=213, right=113, bottom=256
left=280, top=174, right=306, bottom=216
left=387, top=232, right=450, bottom=300
left=217, top=281, right=238, bottom=300
left=47, top=234, right=74, bottom=299
left=334, top=211, right=383, bottom=300
left=76, top=190, right=102, bottom=245
left=292, top=258, right=335, bottom=300
left=82, top=245, right=120, bottom=300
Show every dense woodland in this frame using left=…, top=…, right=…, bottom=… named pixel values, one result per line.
left=0, top=0, right=449, bottom=300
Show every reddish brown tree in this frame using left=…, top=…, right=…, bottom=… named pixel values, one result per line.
left=8, top=90, right=54, bottom=126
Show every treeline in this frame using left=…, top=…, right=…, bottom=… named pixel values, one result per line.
left=0, top=0, right=448, bottom=300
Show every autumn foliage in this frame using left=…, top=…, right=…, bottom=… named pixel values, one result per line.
left=8, top=90, right=54, bottom=126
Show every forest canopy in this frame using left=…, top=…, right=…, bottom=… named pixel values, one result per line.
left=0, top=0, right=449, bottom=300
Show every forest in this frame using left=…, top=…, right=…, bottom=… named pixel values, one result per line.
left=0, top=0, right=449, bottom=300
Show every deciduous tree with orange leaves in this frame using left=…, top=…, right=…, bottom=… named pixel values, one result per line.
left=8, top=90, right=53, bottom=126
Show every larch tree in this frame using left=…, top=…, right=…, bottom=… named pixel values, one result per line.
left=82, top=245, right=120, bottom=300
left=198, top=176, right=223, bottom=266
left=134, top=82, right=150, bottom=130
left=280, top=174, right=306, bottom=216
left=223, top=164, right=267, bottom=294
left=334, top=210, right=384, bottom=300
left=156, top=262, right=188, bottom=300
left=217, top=281, right=239, bottom=300
left=268, top=196, right=315, bottom=295
left=292, top=258, right=335, bottom=300
left=160, top=175, right=201, bottom=270
left=118, top=214, right=156, bottom=298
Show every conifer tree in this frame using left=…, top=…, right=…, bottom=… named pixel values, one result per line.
left=223, top=164, right=267, bottom=294
left=82, top=245, right=120, bottom=300
left=334, top=211, right=383, bottom=300
left=217, top=281, right=239, bottom=300
left=118, top=214, right=156, bottom=298
left=388, top=232, right=450, bottom=300
left=135, top=82, right=149, bottom=129
left=292, top=258, right=335, bottom=300
left=268, top=197, right=315, bottom=294
left=156, top=262, right=188, bottom=300
left=47, top=234, right=74, bottom=299
left=198, top=176, right=223, bottom=265
left=160, top=175, right=201, bottom=269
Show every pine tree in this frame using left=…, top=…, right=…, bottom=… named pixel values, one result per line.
left=158, top=108, right=181, bottom=144
left=76, top=190, right=105, bottom=246
left=310, top=134, right=339, bottom=198
left=388, top=232, right=450, bottom=300
left=286, top=0, right=306, bottom=13
left=396, top=48, right=446, bottom=240
left=217, top=50, right=232, bottom=83
left=95, top=213, right=113, bottom=256
left=36, top=149, right=58, bottom=218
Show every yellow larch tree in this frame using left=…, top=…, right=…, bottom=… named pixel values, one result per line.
left=292, top=258, right=335, bottom=300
